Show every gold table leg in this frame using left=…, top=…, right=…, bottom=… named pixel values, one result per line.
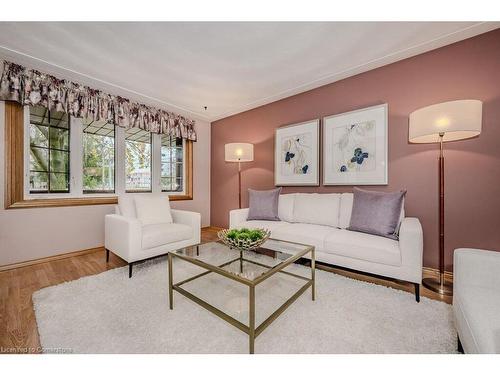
left=249, top=285, right=255, bottom=354
left=168, top=253, right=173, bottom=310
left=311, top=248, right=316, bottom=301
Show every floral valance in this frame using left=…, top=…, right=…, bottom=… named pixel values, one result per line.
left=0, top=60, right=196, bottom=141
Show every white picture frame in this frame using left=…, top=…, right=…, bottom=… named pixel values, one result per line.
left=323, top=103, right=388, bottom=185
left=274, top=119, right=320, bottom=186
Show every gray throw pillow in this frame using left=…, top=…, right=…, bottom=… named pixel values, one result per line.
left=247, top=188, right=281, bottom=221
left=348, top=187, right=406, bottom=239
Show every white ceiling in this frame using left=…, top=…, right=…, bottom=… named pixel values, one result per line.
left=0, top=22, right=498, bottom=122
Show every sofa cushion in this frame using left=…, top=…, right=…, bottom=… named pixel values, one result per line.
left=324, top=229, right=401, bottom=266
left=278, top=193, right=295, bottom=222
left=338, top=193, right=354, bottom=229
left=247, top=188, right=281, bottom=221
left=455, top=285, right=500, bottom=353
left=273, top=223, right=336, bottom=252
left=233, top=220, right=291, bottom=233
left=141, top=223, right=192, bottom=250
left=293, top=193, right=341, bottom=228
left=135, top=195, right=173, bottom=226
left=118, top=194, right=137, bottom=218
left=339, top=192, right=405, bottom=231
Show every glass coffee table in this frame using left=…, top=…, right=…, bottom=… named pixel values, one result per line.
left=168, top=239, right=315, bottom=354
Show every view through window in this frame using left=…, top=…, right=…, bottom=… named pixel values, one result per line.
left=161, top=135, right=184, bottom=192
left=25, top=106, right=188, bottom=200
left=29, top=106, right=70, bottom=193
left=82, top=119, right=115, bottom=193
left=125, top=128, right=152, bottom=192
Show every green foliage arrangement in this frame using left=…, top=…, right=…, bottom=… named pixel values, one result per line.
left=226, top=228, right=265, bottom=242
left=217, top=228, right=271, bottom=251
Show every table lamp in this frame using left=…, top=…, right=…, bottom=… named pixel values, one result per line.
left=225, top=143, right=254, bottom=208
left=409, top=99, right=482, bottom=295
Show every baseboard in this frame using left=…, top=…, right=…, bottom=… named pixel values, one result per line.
left=1, top=227, right=215, bottom=272
left=0, top=232, right=455, bottom=282
left=0, top=246, right=104, bottom=272
left=422, top=266, right=453, bottom=282
left=204, top=226, right=225, bottom=231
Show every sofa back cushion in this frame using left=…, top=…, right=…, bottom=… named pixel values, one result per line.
left=293, top=193, right=340, bottom=227
left=118, top=194, right=137, bottom=218
left=339, top=192, right=405, bottom=230
left=278, top=193, right=295, bottom=222
left=338, top=193, right=353, bottom=229
left=134, top=194, right=173, bottom=226
left=347, top=188, right=406, bottom=239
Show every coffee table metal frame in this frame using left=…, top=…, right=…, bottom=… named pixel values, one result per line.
left=168, top=240, right=315, bottom=354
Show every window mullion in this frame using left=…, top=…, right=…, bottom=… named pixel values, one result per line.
left=152, top=133, right=161, bottom=193
left=115, top=126, right=126, bottom=195
left=70, top=116, right=83, bottom=196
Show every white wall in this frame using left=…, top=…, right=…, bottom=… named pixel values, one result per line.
left=0, top=101, right=211, bottom=266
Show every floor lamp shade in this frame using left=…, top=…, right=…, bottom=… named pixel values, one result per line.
left=409, top=99, right=482, bottom=143
left=225, top=143, right=254, bottom=162
left=408, top=99, right=482, bottom=296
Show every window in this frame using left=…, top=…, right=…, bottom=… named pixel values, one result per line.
left=4, top=102, right=193, bottom=209
left=125, top=128, right=152, bottom=192
left=82, top=119, right=115, bottom=193
left=161, top=135, right=184, bottom=192
left=29, top=106, right=70, bottom=193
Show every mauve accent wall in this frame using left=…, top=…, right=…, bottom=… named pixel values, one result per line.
left=211, top=29, right=500, bottom=271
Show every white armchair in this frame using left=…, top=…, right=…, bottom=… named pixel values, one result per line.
left=453, top=248, right=500, bottom=353
left=105, top=195, right=201, bottom=277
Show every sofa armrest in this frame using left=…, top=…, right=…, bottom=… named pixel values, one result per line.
left=104, top=214, right=142, bottom=262
left=398, top=217, right=423, bottom=282
left=454, top=248, right=500, bottom=290
left=229, top=208, right=249, bottom=228
left=171, top=209, right=201, bottom=244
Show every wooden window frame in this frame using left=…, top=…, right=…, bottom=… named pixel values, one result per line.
left=4, top=102, right=193, bottom=209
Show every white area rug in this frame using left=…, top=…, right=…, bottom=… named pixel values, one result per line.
left=33, top=256, right=457, bottom=354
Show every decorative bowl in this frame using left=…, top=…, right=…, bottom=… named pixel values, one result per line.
left=217, top=228, right=271, bottom=251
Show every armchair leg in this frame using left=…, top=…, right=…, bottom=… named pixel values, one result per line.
left=457, top=335, right=464, bottom=353
left=105, top=249, right=110, bottom=263
left=129, top=263, right=133, bottom=278
left=414, top=283, right=420, bottom=303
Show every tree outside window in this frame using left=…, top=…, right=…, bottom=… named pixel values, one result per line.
left=82, top=119, right=115, bottom=193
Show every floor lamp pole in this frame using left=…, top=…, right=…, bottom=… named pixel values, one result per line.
left=439, top=135, right=445, bottom=288
left=422, top=133, right=453, bottom=296
left=238, top=161, right=242, bottom=209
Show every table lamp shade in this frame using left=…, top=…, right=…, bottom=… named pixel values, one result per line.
left=225, top=143, right=254, bottom=162
left=409, top=99, right=482, bottom=143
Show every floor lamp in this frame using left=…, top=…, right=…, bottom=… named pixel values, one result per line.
left=225, top=143, right=254, bottom=209
left=409, top=99, right=482, bottom=296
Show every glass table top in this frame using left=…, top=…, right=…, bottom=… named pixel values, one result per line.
left=172, top=239, right=312, bottom=282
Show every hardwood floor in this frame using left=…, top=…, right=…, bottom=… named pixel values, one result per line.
left=0, top=227, right=450, bottom=353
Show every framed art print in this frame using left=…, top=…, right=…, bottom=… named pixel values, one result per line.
left=323, top=103, right=388, bottom=185
left=274, top=119, right=319, bottom=186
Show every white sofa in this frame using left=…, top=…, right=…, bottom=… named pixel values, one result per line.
left=105, top=195, right=201, bottom=277
left=230, top=193, right=423, bottom=301
left=453, top=248, right=500, bottom=353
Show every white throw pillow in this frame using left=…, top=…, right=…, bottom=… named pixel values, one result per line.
left=293, top=193, right=341, bottom=228
left=134, top=195, right=173, bottom=225
left=278, top=194, right=295, bottom=222
left=118, top=194, right=137, bottom=218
